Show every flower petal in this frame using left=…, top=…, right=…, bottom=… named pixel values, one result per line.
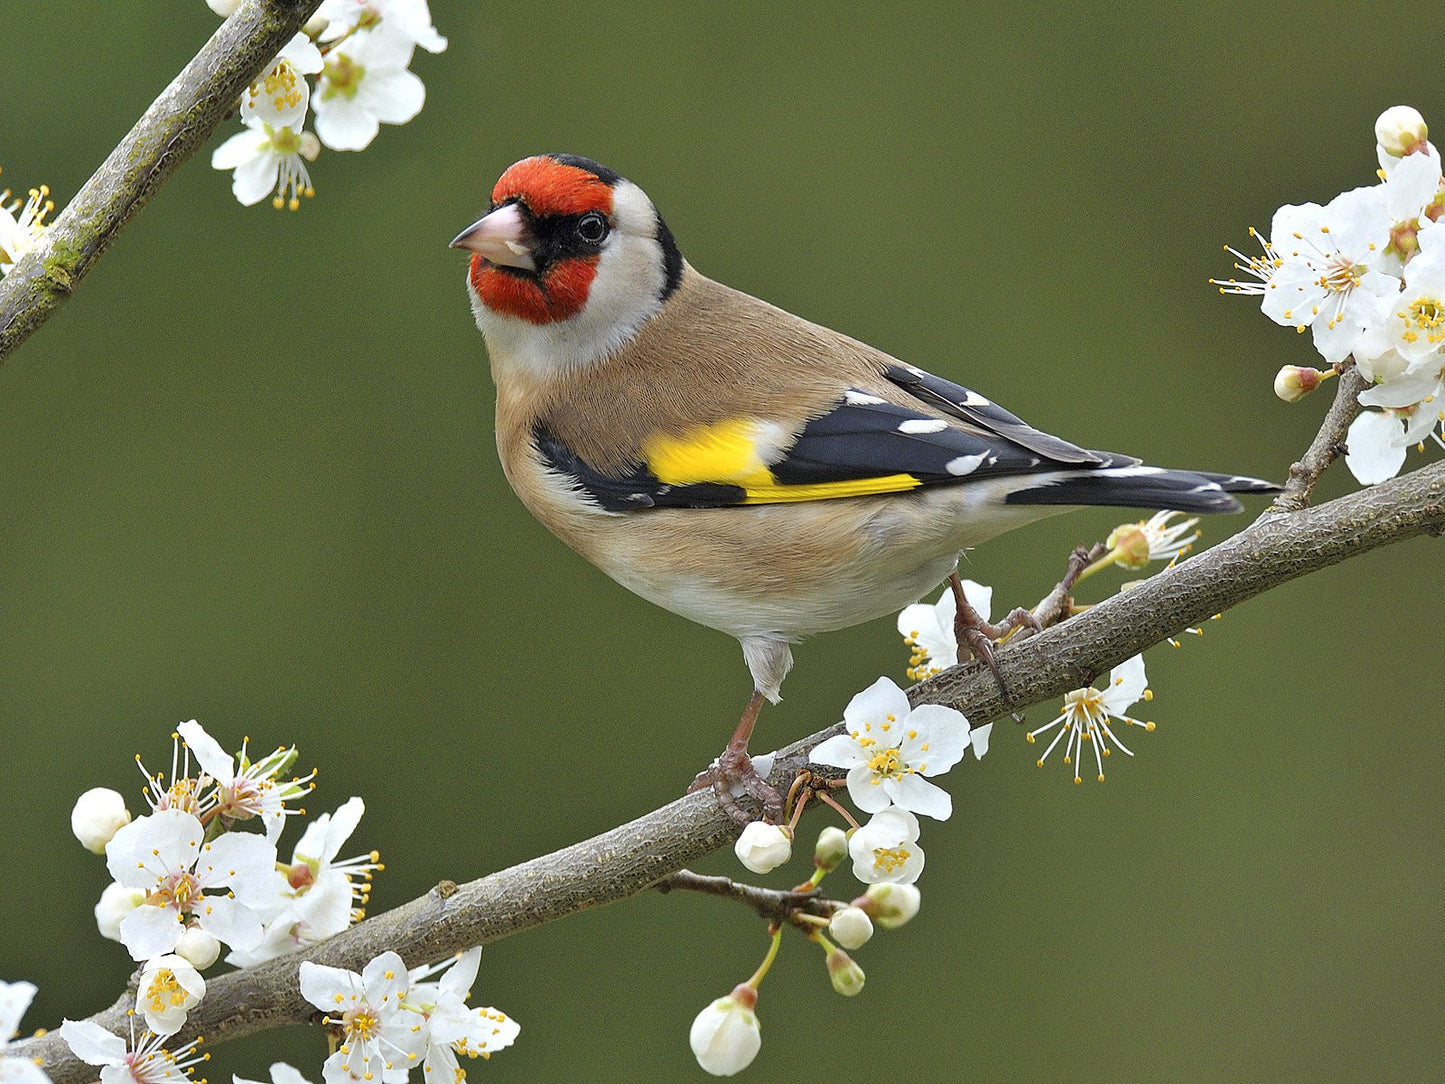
left=842, top=676, right=912, bottom=732
left=809, top=733, right=865, bottom=769
left=900, top=704, right=971, bottom=774
left=118, top=904, right=184, bottom=961
left=1101, top=654, right=1147, bottom=714
left=60, top=1020, right=126, bottom=1067
left=884, top=773, right=953, bottom=820
left=1345, top=411, right=1409, bottom=484
left=846, top=763, right=895, bottom=814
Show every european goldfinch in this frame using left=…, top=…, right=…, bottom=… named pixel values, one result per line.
left=452, top=154, right=1275, bottom=819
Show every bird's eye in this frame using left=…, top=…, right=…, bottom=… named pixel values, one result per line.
left=576, top=212, right=609, bottom=244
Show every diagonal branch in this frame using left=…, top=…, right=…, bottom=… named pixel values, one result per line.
left=0, top=0, right=324, bottom=364
left=1269, top=363, right=1371, bottom=513
left=15, top=458, right=1443, bottom=1084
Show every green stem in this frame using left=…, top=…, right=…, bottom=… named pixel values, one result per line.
left=744, top=926, right=784, bottom=990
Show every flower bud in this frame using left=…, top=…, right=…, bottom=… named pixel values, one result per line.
left=1376, top=106, right=1429, bottom=158
left=71, top=788, right=132, bottom=855
left=828, top=905, right=874, bottom=949
left=137, top=954, right=206, bottom=1036
left=813, top=825, right=848, bottom=872
left=205, top=0, right=241, bottom=15
left=174, top=926, right=222, bottom=970
left=95, top=882, right=146, bottom=941
left=734, top=822, right=792, bottom=875
left=862, top=882, right=921, bottom=929
left=1273, top=365, right=1323, bottom=403
left=689, top=984, right=761, bottom=1077
left=1103, top=523, right=1152, bottom=570
left=825, top=949, right=866, bottom=997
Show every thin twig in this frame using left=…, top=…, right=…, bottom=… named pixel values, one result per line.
left=656, top=870, right=835, bottom=924
left=0, top=0, right=324, bottom=363
left=1269, top=363, right=1372, bottom=513
left=12, top=464, right=1444, bottom=1084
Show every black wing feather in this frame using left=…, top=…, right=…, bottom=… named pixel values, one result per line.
left=882, top=363, right=1106, bottom=465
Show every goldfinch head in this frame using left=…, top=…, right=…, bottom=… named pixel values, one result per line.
left=453, top=155, right=683, bottom=369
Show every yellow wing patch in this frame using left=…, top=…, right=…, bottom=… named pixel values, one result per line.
left=643, top=419, right=775, bottom=489
left=642, top=419, right=922, bottom=504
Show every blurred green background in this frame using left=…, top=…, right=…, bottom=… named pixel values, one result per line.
left=2, top=2, right=1441, bottom=1081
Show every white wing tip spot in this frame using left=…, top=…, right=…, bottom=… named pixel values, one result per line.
left=898, top=418, right=949, bottom=434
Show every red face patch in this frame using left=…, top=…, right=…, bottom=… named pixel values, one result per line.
left=490, top=156, right=614, bottom=218
left=470, top=253, right=600, bottom=325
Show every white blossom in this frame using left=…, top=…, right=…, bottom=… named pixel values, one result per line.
left=211, top=119, right=320, bottom=210
left=848, top=807, right=924, bottom=885
left=0, top=179, right=54, bottom=275
left=861, top=881, right=921, bottom=929
left=234, top=1065, right=314, bottom=1084
left=136, top=956, right=205, bottom=1038
left=175, top=721, right=312, bottom=842
left=227, top=797, right=380, bottom=967
left=299, top=952, right=424, bottom=1084
left=316, top=0, right=447, bottom=54
left=104, top=808, right=277, bottom=960
left=60, top=1019, right=206, bottom=1084
left=242, top=33, right=324, bottom=129
left=827, top=906, right=874, bottom=950
left=811, top=677, right=985, bottom=821
left=1027, top=655, right=1155, bottom=784
left=312, top=25, right=426, bottom=152
left=407, top=949, right=519, bottom=1084
left=897, top=578, right=991, bottom=680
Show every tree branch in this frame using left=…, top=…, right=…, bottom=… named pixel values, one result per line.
left=0, top=0, right=323, bottom=364
left=16, top=458, right=1442, bottom=1084
left=1270, top=364, right=1371, bottom=513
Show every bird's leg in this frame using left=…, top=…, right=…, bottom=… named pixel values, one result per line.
left=686, top=690, right=784, bottom=826
left=949, top=571, right=1043, bottom=699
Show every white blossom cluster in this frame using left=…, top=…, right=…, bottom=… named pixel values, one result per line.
left=207, top=0, right=446, bottom=210
left=54, top=720, right=517, bottom=1084
left=69, top=721, right=379, bottom=1034
left=1216, top=104, right=1445, bottom=484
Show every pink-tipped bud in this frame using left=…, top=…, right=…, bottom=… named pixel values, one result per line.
left=689, top=985, right=761, bottom=1076
left=1376, top=106, right=1429, bottom=158
left=825, top=949, right=866, bottom=997
left=1274, top=365, right=1323, bottom=403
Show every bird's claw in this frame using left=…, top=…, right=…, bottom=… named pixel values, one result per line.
left=688, top=747, right=784, bottom=826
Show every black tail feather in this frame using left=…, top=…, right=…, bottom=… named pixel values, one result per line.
left=1003, top=465, right=1281, bottom=514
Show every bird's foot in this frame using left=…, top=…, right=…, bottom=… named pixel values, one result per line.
left=950, top=573, right=1042, bottom=701
left=688, top=746, right=784, bottom=826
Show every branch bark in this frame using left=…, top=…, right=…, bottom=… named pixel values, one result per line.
left=16, top=458, right=1443, bottom=1084
left=0, top=0, right=323, bottom=364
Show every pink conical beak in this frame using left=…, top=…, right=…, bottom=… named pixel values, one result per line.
left=449, top=202, right=536, bottom=271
